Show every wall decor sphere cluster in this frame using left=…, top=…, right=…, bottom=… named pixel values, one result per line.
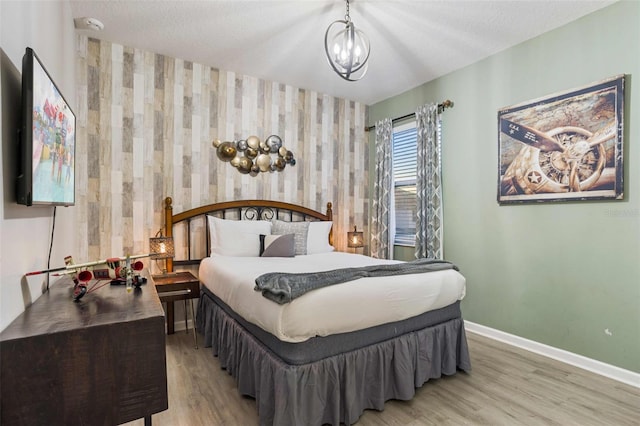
left=212, top=135, right=296, bottom=176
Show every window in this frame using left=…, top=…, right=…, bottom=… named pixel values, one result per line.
left=392, top=123, right=417, bottom=246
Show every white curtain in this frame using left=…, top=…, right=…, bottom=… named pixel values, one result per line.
left=415, top=103, right=443, bottom=259
left=370, top=118, right=394, bottom=259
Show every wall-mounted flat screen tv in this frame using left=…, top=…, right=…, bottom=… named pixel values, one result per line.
left=16, top=47, right=75, bottom=206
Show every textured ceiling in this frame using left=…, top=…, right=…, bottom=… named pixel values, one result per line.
left=69, top=0, right=616, bottom=105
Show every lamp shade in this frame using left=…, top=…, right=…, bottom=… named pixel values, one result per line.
left=149, top=236, right=175, bottom=259
left=347, top=226, right=364, bottom=248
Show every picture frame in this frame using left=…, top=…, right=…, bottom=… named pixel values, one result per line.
left=498, top=75, right=624, bottom=204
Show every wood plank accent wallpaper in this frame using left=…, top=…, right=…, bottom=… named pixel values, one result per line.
left=75, top=36, right=369, bottom=262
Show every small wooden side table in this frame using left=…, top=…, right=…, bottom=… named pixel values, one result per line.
left=152, top=271, right=200, bottom=348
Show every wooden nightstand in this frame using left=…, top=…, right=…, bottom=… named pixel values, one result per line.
left=152, top=271, right=200, bottom=348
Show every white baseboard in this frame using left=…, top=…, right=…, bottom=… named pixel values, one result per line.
left=464, top=321, right=640, bottom=389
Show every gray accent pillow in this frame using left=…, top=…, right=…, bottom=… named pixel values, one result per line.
left=272, top=220, right=309, bottom=255
left=260, top=234, right=295, bottom=257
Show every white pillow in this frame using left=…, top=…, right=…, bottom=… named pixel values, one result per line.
left=207, top=216, right=272, bottom=256
left=307, top=221, right=335, bottom=254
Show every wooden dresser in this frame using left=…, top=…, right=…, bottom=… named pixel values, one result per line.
left=0, top=272, right=168, bottom=425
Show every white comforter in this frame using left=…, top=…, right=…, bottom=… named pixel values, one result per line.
left=198, top=252, right=466, bottom=343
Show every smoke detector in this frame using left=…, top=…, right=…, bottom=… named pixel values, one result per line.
left=74, top=17, right=105, bottom=31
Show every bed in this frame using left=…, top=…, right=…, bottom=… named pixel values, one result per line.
left=163, top=197, right=471, bottom=426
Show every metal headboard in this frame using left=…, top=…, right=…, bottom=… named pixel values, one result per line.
left=163, top=197, right=333, bottom=272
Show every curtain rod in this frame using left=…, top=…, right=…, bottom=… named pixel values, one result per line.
left=364, top=99, right=454, bottom=132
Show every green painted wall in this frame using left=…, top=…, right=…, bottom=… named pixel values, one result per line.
left=369, top=1, right=640, bottom=373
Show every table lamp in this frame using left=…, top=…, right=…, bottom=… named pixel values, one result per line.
left=149, top=232, right=175, bottom=274
left=347, top=226, right=364, bottom=251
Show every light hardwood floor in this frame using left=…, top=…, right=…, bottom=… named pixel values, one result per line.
left=127, top=331, right=639, bottom=426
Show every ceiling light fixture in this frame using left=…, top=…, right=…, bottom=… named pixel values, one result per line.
left=324, top=0, right=370, bottom=82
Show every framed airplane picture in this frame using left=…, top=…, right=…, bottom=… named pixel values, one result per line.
left=497, top=75, right=624, bottom=204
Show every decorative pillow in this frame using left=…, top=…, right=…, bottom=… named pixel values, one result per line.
left=207, top=216, right=272, bottom=256
left=307, top=221, right=334, bottom=254
left=259, top=234, right=295, bottom=257
left=272, top=219, right=309, bottom=255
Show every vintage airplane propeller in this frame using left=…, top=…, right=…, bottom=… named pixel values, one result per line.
left=499, top=118, right=616, bottom=196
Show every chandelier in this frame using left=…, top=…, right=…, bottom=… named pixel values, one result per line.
left=324, top=0, right=370, bottom=81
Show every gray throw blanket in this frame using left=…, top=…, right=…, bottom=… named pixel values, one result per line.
left=254, top=258, right=459, bottom=304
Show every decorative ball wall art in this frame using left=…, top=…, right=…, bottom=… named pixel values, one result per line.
left=212, top=135, right=296, bottom=176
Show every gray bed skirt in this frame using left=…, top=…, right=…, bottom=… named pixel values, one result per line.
left=197, top=293, right=472, bottom=426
